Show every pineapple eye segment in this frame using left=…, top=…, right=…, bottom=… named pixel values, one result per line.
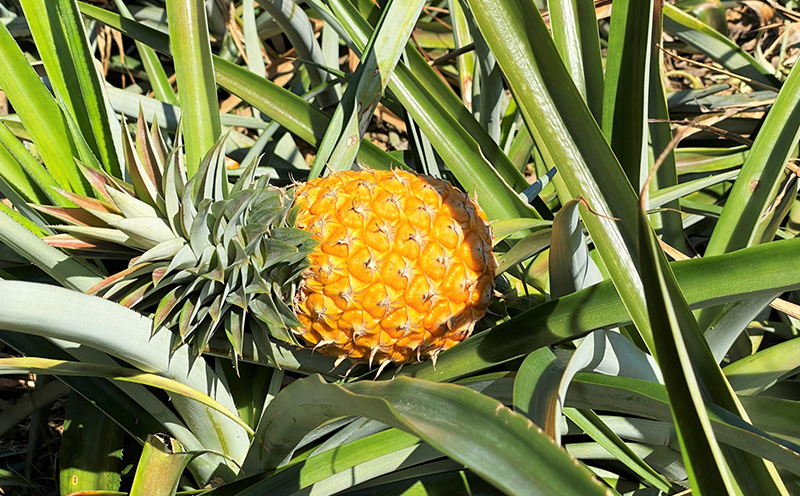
left=442, top=263, right=469, bottom=303
left=395, top=224, right=425, bottom=260
left=320, top=225, right=351, bottom=259
left=472, top=274, right=494, bottom=308
left=381, top=308, right=412, bottom=339
left=343, top=178, right=373, bottom=196
left=432, top=215, right=462, bottom=249
left=415, top=180, right=445, bottom=207
left=363, top=218, right=395, bottom=252
left=382, top=173, right=407, bottom=195
left=424, top=299, right=455, bottom=335
left=371, top=190, right=402, bottom=220
left=307, top=253, right=342, bottom=285
left=380, top=253, right=413, bottom=290
left=441, top=192, right=472, bottom=224
left=459, top=232, right=490, bottom=273
left=322, top=276, right=356, bottom=310
left=362, top=282, right=402, bottom=320
left=347, top=247, right=381, bottom=283
left=406, top=197, right=436, bottom=230
left=309, top=187, right=339, bottom=216
left=297, top=292, right=330, bottom=322
left=406, top=274, right=436, bottom=314
left=339, top=198, right=371, bottom=229
left=419, top=242, right=449, bottom=281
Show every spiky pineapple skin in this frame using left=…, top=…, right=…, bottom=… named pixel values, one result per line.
left=293, top=169, right=496, bottom=365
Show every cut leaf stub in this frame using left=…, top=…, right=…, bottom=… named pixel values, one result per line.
left=42, top=118, right=496, bottom=366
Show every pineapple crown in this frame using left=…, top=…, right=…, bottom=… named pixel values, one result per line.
left=37, top=115, right=315, bottom=361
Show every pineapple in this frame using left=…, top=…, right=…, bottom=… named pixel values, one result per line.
left=294, top=169, right=495, bottom=366
left=38, top=117, right=496, bottom=368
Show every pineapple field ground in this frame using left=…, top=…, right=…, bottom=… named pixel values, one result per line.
left=4, top=0, right=800, bottom=494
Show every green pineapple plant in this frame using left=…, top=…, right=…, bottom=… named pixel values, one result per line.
left=0, top=0, right=799, bottom=495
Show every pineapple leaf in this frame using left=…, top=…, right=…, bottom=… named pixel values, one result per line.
left=194, top=136, right=230, bottom=204
left=224, top=307, right=246, bottom=359
left=31, top=205, right=107, bottom=227
left=135, top=110, right=165, bottom=189
left=189, top=199, right=214, bottom=257
left=56, top=226, right=151, bottom=250
left=119, top=279, right=153, bottom=308
left=230, top=157, right=260, bottom=195
left=107, top=187, right=159, bottom=219
left=108, top=217, right=177, bottom=247
left=178, top=294, right=200, bottom=340
left=494, top=228, right=552, bottom=277
left=154, top=287, right=184, bottom=330
left=121, top=118, right=161, bottom=209
left=56, top=189, right=121, bottom=215
left=270, top=227, right=313, bottom=246
left=87, top=262, right=155, bottom=295
left=164, top=244, right=200, bottom=279
left=260, top=239, right=301, bottom=270
left=137, top=238, right=187, bottom=265
left=162, top=155, right=185, bottom=236
left=75, top=160, right=133, bottom=202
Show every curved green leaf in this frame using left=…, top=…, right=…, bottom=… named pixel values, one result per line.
left=549, top=0, right=604, bottom=120
left=602, top=0, right=652, bottom=188
left=549, top=199, right=602, bottom=298
left=0, top=210, right=103, bottom=291
left=636, top=204, right=739, bottom=494
left=447, top=0, right=475, bottom=112
left=166, top=0, right=221, bottom=175
left=0, top=21, right=87, bottom=195
left=564, top=408, right=673, bottom=492
left=648, top=18, right=686, bottom=252
left=0, top=330, right=207, bottom=476
left=649, top=170, right=739, bottom=209
left=741, top=396, right=800, bottom=448
left=59, top=392, right=123, bottom=494
left=568, top=373, right=800, bottom=479
left=114, top=0, right=179, bottom=106
left=724, top=336, right=800, bottom=396
left=254, top=0, right=336, bottom=107
left=130, top=435, right=189, bottom=496
left=705, top=295, right=777, bottom=363
left=309, top=0, right=426, bottom=178
left=465, top=0, right=649, bottom=341
left=705, top=52, right=800, bottom=256
left=245, top=375, right=609, bottom=495
left=330, top=0, right=530, bottom=189
left=20, top=0, right=122, bottom=177
left=0, top=128, right=50, bottom=205
left=0, top=357, right=252, bottom=434
left=76, top=2, right=398, bottom=173
left=208, top=429, right=429, bottom=496
left=513, top=347, right=563, bottom=439
left=0, top=280, right=249, bottom=482
left=396, top=237, right=800, bottom=382
left=325, top=0, right=536, bottom=222
left=494, top=228, right=552, bottom=276
left=513, top=332, right=669, bottom=490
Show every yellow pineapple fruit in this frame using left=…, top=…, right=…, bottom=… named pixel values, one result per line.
left=39, top=118, right=496, bottom=368
left=293, top=169, right=496, bottom=366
